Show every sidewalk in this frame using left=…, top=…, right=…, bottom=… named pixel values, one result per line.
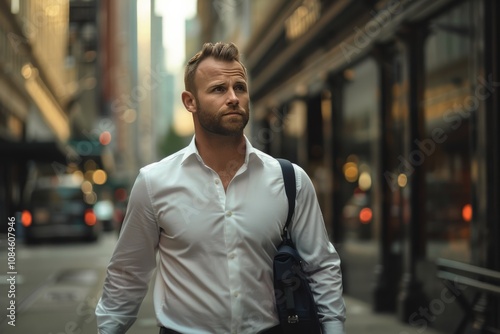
left=344, top=295, right=444, bottom=334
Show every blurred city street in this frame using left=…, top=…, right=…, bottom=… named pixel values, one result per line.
left=0, top=232, right=444, bottom=334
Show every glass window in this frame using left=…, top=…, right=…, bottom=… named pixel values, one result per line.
left=423, top=1, right=473, bottom=262
left=338, top=57, right=380, bottom=302
left=283, top=100, right=308, bottom=164
left=340, top=58, right=380, bottom=242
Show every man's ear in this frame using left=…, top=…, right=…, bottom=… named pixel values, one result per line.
left=182, top=91, right=197, bottom=113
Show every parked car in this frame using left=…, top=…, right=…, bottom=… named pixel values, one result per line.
left=21, top=175, right=101, bottom=244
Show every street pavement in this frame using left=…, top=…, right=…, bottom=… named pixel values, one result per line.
left=343, top=295, right=444, bottom=334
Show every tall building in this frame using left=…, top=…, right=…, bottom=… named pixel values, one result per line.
left=99, top=0, right=173, bottom=184
left=0, top=0, right=104, bottom=228
left=99, top=0, right=140, bottom=186
left=151, top=6, right=174, bottom=156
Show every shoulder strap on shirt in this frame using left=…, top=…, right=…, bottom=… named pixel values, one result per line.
left=277, top=158, right=296, bottom=239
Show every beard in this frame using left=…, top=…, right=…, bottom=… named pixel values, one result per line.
left=196, top=98, right=250, bottom=137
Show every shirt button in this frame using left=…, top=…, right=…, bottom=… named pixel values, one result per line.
left=226, top=211, right=232, bottom=217
left=215, top=179, right=220, bottom=185
left=229, top=253, right=236, bottom=259
left=233, top=291, right=239, bottom=298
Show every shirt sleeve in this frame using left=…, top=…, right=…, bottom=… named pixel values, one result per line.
left=95, top=170, right=160, bottom=334
left=290, top=164, right=347, bottom=334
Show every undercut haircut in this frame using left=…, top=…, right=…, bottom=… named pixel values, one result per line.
left=184, top=42, right=247, bottom=93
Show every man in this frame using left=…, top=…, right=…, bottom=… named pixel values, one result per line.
left=95, top=42, right=346, bottom=334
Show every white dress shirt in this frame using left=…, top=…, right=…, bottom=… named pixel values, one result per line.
left=95, top=136, right=346, bottom=334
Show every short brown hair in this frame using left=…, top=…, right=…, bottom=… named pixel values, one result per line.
left=184, top=42, right=247, bottom=92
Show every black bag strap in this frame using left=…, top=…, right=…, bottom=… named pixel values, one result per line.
left=277, top=158, right=296, bottom=240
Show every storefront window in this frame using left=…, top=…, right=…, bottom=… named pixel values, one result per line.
left=283, top=100, right=308, bottom=165
left=338, top=57, right=381, bottom=302
left=423, top=1, right=473, bottom=262
left=340, top=58, right=380, bottom=244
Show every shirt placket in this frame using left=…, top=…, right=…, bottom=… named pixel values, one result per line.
left=214, top=175, right=243, bottom=334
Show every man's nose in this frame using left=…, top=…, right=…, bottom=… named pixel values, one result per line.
left=226, top=88, right=239, bottom=105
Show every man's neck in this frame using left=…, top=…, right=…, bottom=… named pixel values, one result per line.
left=195, top=134, right=247, bottom=188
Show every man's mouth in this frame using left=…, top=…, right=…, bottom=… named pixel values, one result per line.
left=224, top=110, right=244, bottom=116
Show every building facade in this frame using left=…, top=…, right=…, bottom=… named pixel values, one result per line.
left=100, top=0, right=173, bottom=186
left=198, top=0, right=500, bottom=332
left=0, top=0, right=119, bottom=230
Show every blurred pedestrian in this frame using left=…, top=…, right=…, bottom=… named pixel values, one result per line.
left=95, top=42, right=346, bottom=334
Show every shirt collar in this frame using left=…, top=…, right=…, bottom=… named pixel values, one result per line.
left=181, top=135, right=264, bottom=166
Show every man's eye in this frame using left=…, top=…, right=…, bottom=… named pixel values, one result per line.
left=235, top=85, right=247, bottom=92
left=213, top=86, right=225, bottom=92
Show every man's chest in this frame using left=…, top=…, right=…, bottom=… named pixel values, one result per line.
left=153, top=175, right=288, bottom=247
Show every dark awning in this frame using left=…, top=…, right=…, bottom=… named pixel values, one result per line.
left=0, top=140, right=114, bottom=173
left=0, top=141, right=78, bottom=163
